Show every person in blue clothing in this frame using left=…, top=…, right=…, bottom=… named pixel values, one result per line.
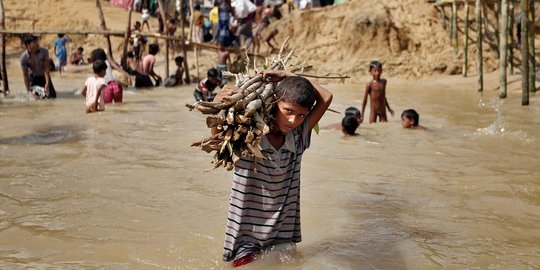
left=54, top=33, right=70, bottom=75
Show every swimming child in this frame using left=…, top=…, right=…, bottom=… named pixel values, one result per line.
left=164, top=56, right=185, bottom=87
left=193, top=68, right=223, bottom=102
left=54, top=33, right=70, bottom=75
left=135, top=43, right=162, bottom=88
left=323, top=106, right=361, bottom=135
left=81, top=60, right=107, bottom=113
left=213, top=70, right=333, bottom=267
left=361, top=60, right=394, bottom=123
left=401, top=109, right=425, bottom=130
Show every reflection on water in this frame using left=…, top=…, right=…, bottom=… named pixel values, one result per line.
left=0, top=125, right=82, bottom=145
left=1, top=75, right=540, bottom=269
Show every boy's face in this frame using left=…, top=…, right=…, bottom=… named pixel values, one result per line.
left=273, top=101, right=309, bottom=133
left=370, top=67, right=382, bottom=80
left=401, top=115, right=414, bottom=128
left=208, top=76, right=218, bottom=84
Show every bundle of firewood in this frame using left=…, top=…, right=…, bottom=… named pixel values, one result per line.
left=186, top=49, right=296, bottom=171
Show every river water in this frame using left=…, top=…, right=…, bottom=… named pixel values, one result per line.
left=1, top=69, right=539, bottom=269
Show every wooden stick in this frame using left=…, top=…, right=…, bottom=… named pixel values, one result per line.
left=180, top=1, right=190, bottom=83
left=188, top=0, right=194, bottom=43
left=528, top=0, right=536, bottom=92
left=0, top=0, right=8, bottom=94
left=452, top=0, right=458, bottom=58
left=95, top=0, right=115, bottom=62
left=509, top=2, right=514, bottom=75
left=295, top=73, right=350, bottom=79
left=195, top=46, right=200, bottom=80
left=122, top=5, right=133, bottom=71
left=0, top=29, right=126, bottom=36
left=521, top=0, right=530, bottom=105
left=157, top=0, right=169, bottom=78
left=476, top=0, right=483, bottom=92
left=499, top=0, right=508, bottom=98
left=463, top=0, right=469, bottom=77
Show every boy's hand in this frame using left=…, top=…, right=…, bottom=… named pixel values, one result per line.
left=389, top=108, right=395, bottom=117
left=213, top=85, right=242, bottom=102
left=260, top=70, right=295, bottom=83
left=359, top=115, right=364, bottom=123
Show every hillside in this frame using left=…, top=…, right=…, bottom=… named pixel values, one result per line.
left=3, top=0, right=504, bottom=81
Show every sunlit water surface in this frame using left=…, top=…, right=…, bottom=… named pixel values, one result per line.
left=1, top=72, right=539, bottom=269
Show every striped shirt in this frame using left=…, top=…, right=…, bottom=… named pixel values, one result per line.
left=223, top=120, right=311, bottom=262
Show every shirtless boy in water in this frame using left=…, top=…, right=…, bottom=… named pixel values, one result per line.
left=361, top=60, right=394, bottom=123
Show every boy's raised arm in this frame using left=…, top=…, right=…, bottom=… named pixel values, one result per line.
left=306, top=79, right=333, bottom=131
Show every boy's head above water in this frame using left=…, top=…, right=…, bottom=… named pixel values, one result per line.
left=401, top=109, right=419, bottom=128
left=272, top=76, right=317, bottom=133
left=342, top=107, right=361, bottom=135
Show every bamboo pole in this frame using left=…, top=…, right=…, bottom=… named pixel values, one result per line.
left=441, top=6, right=447, bottom=29
left=499, top=0, right=509, bottom=98
left=521, top=0, right=530, bottom=105
left=0, top=0, right=8, bottom=95
left=180, top=0, right=190, bottom=83
left=463, top=0, right=470, bottom=76
left=122, top=5, right=133, bottom=70
left=95, top=0, right=115, bottom=62
left=495, top=0, right=501, bottom=58
left=452, top=0, right=458, bottom=58
left=509, top=2, right=514, bottom=75
left=0, top=29, right=126, bottom=36
left=528, top=0, right=536, bottom=92
left=476, top=0, right=484, bottom=92
left=188, top=0, right=194, bottom=43
left=157, top=0, right=169, bottom=78
left=195, top=46, right=199, bottom=80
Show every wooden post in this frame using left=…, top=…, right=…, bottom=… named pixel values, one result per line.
left=509, top=2, right=514, bottom=75
left=452, top=0, right=458, bottom=58
left=528, top=0, right=536, bottom=92
left=180, top=0, right=190, bottom=83
left=157, top=0, right=169, bottom=78
left=195, top=46, right=199, bottom=80
left=521, top=0, right=530, bottom=105
left=96, top=0, right=115, bottom=62
left=476, top=0, right=484, bottom=92
left=463, top=0, right=470, bottom=77
left=495, top=0, right=501, bottom=58
left=441, top=6, right=447, bottom=30
left=499, top=0, right=508, bottom=98
left=188, top=0, right=194, bottom=43
left=0, top=0, right=8, bottom=95
left=122, top=5, right=133, bottom=71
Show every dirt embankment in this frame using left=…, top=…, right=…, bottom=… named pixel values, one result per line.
left=271, top=0, right=502, bottom=82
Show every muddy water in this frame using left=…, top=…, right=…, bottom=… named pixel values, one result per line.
left=1, top=70, right=539, bottom=269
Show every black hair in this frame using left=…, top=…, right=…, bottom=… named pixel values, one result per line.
left=341, top=115, right=360, bottom=135
left=194, top=3, right=201, bottom=10
left=170, top=18, right=176, bottom=24
left=22, top=35, right=38, bottom=45
left=275, top=76, right=317, bottom=110
left=90, top=48, right=107, bottom=62
left=401, top=109, right=419, bottom=126
left=369, top=60, right=382, bottom=71
left=344, top=106, right=361, bottom=118
left=149, top=43, right=159, bottom=55
left=207, top=68, right=218, bottom=78
left=175, top=56, right=184, bottom=64
left=77, top=47, right=84, bottom=52
left=92, top=60, right=108, bottom=74
left=58, top=33, right=65, bottom=38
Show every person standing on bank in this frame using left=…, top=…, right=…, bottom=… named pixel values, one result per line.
left=20, top=35, right=56, bottom=99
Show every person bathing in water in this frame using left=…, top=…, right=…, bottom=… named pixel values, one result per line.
left=361, top=60, right=394, bottom=124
